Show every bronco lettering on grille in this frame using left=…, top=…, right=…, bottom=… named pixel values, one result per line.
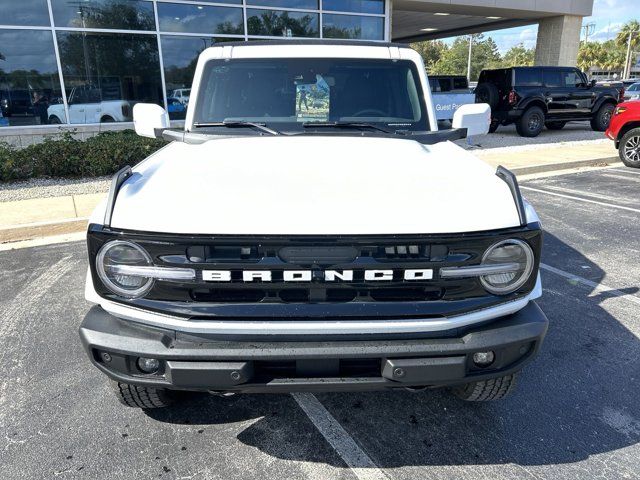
left=202, top=269, right=434, bottom=282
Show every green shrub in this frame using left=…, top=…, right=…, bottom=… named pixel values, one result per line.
left=0, top=130, right=167, bottom=182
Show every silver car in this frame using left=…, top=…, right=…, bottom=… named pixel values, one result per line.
left=624, top=82, right=640, bottom=101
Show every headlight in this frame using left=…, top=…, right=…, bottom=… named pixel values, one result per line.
left=480, top=239, right=534, bottom=295
left=96, top=240, right=154, bottom=298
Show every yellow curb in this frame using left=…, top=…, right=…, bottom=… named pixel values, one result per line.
left=0, top=218, right=88, bottom=244
left=0, top=195, right=77, bottom=226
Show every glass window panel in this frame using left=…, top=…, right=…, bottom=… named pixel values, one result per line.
left=51, top=0, right=155, bottom=30
left=0, top=0, right=50, bottom=27
left=56, top=32, right=163, bottom=124
left=246, top=0, right=318, bottom=9
left=0, top=29, right=63, bottom=127
left=157, top=3, right=243, bottom=35
left=323, top=0, right=384, bottom=14
left=161, top=35, right=235, bottom=119
left=247, top=9, right=319, bottom=37
left=322, top=14, right=383, bottom=40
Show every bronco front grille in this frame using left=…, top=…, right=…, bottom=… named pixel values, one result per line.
left=87, top=225, right=542, bottom=319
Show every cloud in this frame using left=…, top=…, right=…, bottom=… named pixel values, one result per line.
left=587, top=22, right=623, bottom=42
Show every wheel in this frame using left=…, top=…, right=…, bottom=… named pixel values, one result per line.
left=475, top=83, right=499, bottom=109
left=48, top=116, right=62, bottom=124
left=516, top=106, right=545, bottom=137
left=452, top=373, right=518, bottom=401
left=591, top=103, right=615, bottom=131
left=101, top=115, right=115, bottom=123
left=110, top=380, right=173, bottom=409
left=488, top=119, right=500, bottom=133
left=545, top=121, right=566, bottom=130
left=619, top=127, right=640, bottom=168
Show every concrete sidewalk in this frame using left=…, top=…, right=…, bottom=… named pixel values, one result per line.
left=0, top=140, right=621, bottom=243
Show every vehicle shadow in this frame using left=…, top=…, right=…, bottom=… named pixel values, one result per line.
left=147, top=232, right=640, bottom=468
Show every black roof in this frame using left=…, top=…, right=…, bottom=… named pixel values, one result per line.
left=207, top=39, right=410, bottom=48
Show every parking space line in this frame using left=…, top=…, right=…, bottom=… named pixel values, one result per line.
left=601, top=173, right=640, bottom=183
left=611, top=168, right=640, bottom=176
left=541, top=263, right=640, bottom=306
left=521, top=186, right=640, bottom=214
left=292, top=393, right=390, bottom=480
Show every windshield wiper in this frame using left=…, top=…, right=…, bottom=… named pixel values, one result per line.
left=193, top=120, right=280, bottom=136
left=302, top=121, right=395, bottom=135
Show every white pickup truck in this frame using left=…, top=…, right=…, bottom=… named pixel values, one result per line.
left=79, top=41, right=548, bottom=409
left=47, top=85, right=133, bottom=124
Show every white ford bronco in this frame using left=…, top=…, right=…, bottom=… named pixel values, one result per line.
left=80, top=41, right=548, bottom=409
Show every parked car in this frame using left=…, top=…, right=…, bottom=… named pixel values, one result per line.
left=79, top=41, right=549, bottom=409
left=166, top=97, right=186, bottom=119
left=476, top=66, right=623, bottom=137
left=0, top=89, right=34, bottom=117
left=606, top=101, right=640, bottom=168
left=623, top=82, right=640, bottom=101
left=170, top=88, right=190, bottom=105
left=47, top=85, right=133, bottom=124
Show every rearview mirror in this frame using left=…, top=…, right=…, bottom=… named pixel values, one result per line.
left=133, top=103, right=169, bottom=139
left=452, top=103, right=491, bottom=137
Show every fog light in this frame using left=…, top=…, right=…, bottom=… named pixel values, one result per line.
left=137, top=357, right=160, bottom=374
left=472, top=351, right=495, bottom=367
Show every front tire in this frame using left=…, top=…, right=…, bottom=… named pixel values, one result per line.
left=488, top=119, right=500, bottom=133
left=591, top=103, right=615, bottom=131
left=619, top=127, right=640, bottom=168
left=110, top=380, right=173, bottom=409
left=452, top=373, right=518, bottom=401
left=516, top=107, right=545, bottom=137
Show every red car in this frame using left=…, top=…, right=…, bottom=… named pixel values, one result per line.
left=606, top=101, right=640, bottom=167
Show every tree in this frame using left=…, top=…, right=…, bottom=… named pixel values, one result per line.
left=430, top=34, right=501, bottom=81
left=501, top=44, right=535, bottom=67
left=411, top=40, right=448, bottom=71
left=577, top=40, right=625, bottom=73
left=616, top=20, right=640, bottom=51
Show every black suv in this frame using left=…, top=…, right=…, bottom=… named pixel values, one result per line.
left=476, top=66, right=622, bottom=137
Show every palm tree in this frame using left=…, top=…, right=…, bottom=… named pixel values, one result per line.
left=616, top=20, right=640, bottom=50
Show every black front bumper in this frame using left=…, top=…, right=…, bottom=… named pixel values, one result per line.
left=79, top=302, right=548, bottom=393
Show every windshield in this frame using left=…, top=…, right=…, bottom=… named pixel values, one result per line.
left=193, top=58, right=429, bottom=132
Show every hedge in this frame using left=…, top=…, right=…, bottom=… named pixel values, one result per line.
left=0, top=130, right=167, bottom=182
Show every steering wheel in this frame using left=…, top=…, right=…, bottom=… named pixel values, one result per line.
left=351, top=109, right=386, bottom=117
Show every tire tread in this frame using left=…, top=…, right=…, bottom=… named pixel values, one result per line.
left=111, top=381, right=172, bottom=409
left=452, top=373, right=517, bottom=401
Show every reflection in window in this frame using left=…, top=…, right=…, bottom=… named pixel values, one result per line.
left=56, top=32, right=163, bottom=124
left=323, top=14, right=383, bottom=40
left=51, top=0, right=155, bottom=30
left=0, top=29, right=63, bottom=127
left=247, top=9, right=319, bottom=37
left=0, top=0, right=50, bottom=27
left=161, top=36, right=235, bottom=119
left=157, top=3, right=244, bottom=35
left=323, top=0, right=384, bottom=14
left=247, top=0, right=318, bottom=9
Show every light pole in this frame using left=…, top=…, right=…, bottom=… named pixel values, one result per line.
left=467, top=34, right=474, bottom=82
left=582, top=22, right=595, bottom=43
left=624, top=31, right=639, bottom=79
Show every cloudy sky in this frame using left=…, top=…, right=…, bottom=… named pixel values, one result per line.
left=447, top=0, right=637, bottom=53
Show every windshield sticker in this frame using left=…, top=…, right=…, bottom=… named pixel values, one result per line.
left=296, top=75, right=330, bottom=122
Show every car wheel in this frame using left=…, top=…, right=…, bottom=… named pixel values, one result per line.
left=619, top=127, right=640, bottom=168
left=591, top=103, right=615, bottom=131
left=48, top=116, right=62, bottom=124
left=488, top=119, right=500, bottom=133
left=101, top=115, right=115, bottom=123
left=516, top=106, right=545, bottom=137
left=110, top=380, right=173, bottom=409
left=475, top=83, right=499, bottom=109
left=545, top=121, right=566, bottom=130
left=451, top=373, right=518, bottom=401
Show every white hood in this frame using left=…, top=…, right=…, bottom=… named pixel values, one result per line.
left=110, top=136, right=521, bottom=235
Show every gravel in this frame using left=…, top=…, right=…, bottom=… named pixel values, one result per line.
left=0, top=176, right=110, bottom=203
left=0, top=122, right=609, bottom=202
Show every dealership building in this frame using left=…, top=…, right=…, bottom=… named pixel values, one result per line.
left=0, top=0, right=594, bottom=145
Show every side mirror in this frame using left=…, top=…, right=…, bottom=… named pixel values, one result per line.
left=452, top=103, right=491, bottom=137
left=590, top=79, right=597, bottom=88
left=133, top=103, right=169, bottom=139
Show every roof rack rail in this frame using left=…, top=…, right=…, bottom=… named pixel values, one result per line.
left=103, top=165, right=132, bottom=228
left=496, top=165, right=527, bottom=226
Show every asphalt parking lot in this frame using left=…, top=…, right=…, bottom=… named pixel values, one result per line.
left=1, top=166, right=639, bottom=480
